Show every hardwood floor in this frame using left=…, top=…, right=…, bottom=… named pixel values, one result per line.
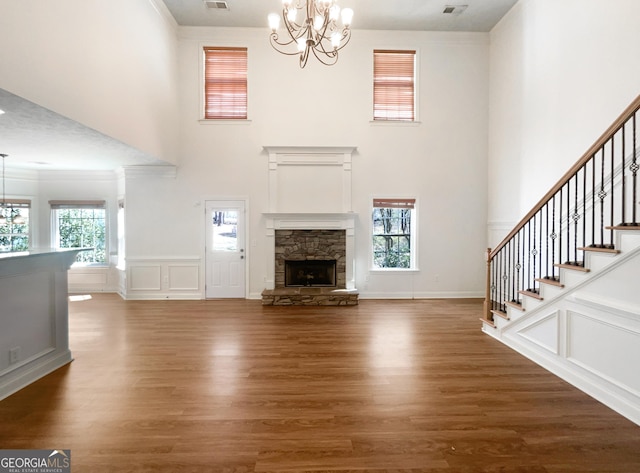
left=1, top=294, right=639, bottom=472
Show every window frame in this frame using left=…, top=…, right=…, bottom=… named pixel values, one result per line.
left=50, top=200, right=108, bottom=266
left=371, top=198, right=418, bottom=271
left=372, top=49, right=418, bottom=123
left=202, top=46, right=249, bottom=121
left=0, top=199, right=31, bottom=253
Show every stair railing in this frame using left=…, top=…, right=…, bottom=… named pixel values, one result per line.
left=484, top=95, right=640, bottom=323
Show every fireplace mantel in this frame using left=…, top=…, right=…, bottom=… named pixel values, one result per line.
left=262, top=146, right=358, bottom=294
left=262, top=146, right=357, bottom=214
left=263, top=212, right=356, bottom=230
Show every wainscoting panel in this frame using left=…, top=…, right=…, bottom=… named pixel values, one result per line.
left=516, top=310, right=559, bottom=355
left=68, top=266, right=119, bottom=293
left=168, top=264, right=200, bottom=292
left=125, top=258, right=202, bottom=299
left=567, top=309, right=640, bottom=397
left=129, top=265, right=162, bottom=291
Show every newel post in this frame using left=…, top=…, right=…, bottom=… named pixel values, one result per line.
left=483, top=248, right=492, bottom=322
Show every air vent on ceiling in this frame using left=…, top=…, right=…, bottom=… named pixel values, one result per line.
left=205, top=1, right=229, bottom=10
left=443, top=5, right=468, bottom=15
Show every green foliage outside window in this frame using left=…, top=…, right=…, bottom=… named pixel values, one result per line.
left=56, top=208, right=106, bottom=263
left=372, top=207, right=412, bottom=268
left=0, top=208, right=29, bottom=252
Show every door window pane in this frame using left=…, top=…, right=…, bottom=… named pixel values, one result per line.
left=212, top=210, right=238, bottom=251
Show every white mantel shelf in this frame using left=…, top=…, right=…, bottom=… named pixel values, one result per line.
left=263, top=212, right=356, bottom=231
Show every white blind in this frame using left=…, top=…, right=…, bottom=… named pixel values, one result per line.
left=204, top=47, right=248, bottom=120
left=373, top=50, right=416, bottom=121
left=373, top=198, right=415, bottom=209
left=49, top=200, right=105, bottom=209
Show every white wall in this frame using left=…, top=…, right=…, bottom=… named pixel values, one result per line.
left=119, top=26, right=489, bottom=299
left=0, top=0, right=180, bottom=164
left=488, top=0, right=640, bottom=243
left=2, top=20, right=490, bottom=300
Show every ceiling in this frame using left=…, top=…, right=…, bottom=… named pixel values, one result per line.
left=0, top=0, right=517, bottom=172
left=163, top=0, right=518, bottom=32
left=0, top=89, right=166, bottom=172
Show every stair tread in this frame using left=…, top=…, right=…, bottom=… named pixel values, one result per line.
left=479, top=317, right=496, bottom=328
left=536, top=277, right=564, bottom=288
left=554, top=262, right=590, bottom=272
left=606, top=224, right=640, bottom=231
left=578, top=246, right=620, bottom=254
left=504, top=300, right=525, bottom=312
left=491, top=309, right=509, bottom=320
left=519, top=289, right=543, bottom=300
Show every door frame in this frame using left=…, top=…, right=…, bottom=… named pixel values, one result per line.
left=202, top=196, right=249, bottom=299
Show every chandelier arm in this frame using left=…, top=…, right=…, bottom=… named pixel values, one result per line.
left=270, top=34, right=303, bottom=55
left=270, top=32, right=300, bottom=51
left=311, top=45, right=338, bottom=66
left=299, top=45, right=311, bottom=68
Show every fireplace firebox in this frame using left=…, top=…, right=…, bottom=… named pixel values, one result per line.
left=285, top=260, right=336, bottom=287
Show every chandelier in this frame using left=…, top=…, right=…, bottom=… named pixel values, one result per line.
left=268, top=0, right=354, bottom=68
left=0, top=154, right=25, bottom=226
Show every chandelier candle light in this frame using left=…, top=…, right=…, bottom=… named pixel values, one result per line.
left=268, top=0, right=353, bottom=68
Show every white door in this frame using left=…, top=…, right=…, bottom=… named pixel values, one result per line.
left=205, top=200, right=246, bottom=298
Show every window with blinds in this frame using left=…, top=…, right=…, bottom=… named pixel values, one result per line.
left=373, top=50, right=416, bottom=122
left=372, top=198, right=416, bottom=269
left=204, top=47, right=248, bottom=120
left=0, top=199, right=31, bottom=252
left=50, top=200, right=107, bottom=264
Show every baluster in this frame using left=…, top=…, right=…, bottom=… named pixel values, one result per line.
left=566, top=181, right=571, bottom=262
left=500, top=248, right=507, bottom=312
left=582, top=165, right=587, bottom=249
left=558, top=187, right=563, bottom=265
left=507, top=240, right=512, bottom=303
left=610, top=135, right=615, bottom=244
left=573, top=173, right=579, bottom=262
left=545, top=202, right=550, bottom=278
left=633, top=112, right=638, bottom=225
left=538, top=209, right=543, bottom=283
left=531, top=213, right=537, bottom=292
left=551, top=195, right=557, bottom=279
left=491, top=257, right=497, bottom=311
left=527, top=221, right=532, bottom=292
left=622, top=122, right=626, bottom=225
left=591, top=156, right=596, bottom=245
left=516, top=231, right=521, bottom=294
left=599, top=147, right=606, bottom=246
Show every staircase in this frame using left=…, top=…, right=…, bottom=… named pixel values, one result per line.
left=481, top=95, right=640, bottom=426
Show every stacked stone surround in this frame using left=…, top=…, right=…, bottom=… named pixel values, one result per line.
left=274, top=229, right=346, bottom=288
left=262, top=229, right=358, bottom=305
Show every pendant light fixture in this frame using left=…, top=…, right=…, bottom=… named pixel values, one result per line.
left=268, top=0, right=353, bottom=68
left=0, top=153, right=25, bottom=226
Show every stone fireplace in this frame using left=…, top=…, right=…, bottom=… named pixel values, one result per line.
left=276, top=229, right=345, bottom=288
left=260, top=146, right=358, bottom=305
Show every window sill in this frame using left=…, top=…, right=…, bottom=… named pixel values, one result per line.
left=370, top=120, right=421, bottom=127
left=369, top=267, right=420, bottom=273
left=70, top=263, right=109, bottom=269
left=199, top=119, right=252, bottom=125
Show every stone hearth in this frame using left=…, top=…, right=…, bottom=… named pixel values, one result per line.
left=261, top=287, right=358, bottom=306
